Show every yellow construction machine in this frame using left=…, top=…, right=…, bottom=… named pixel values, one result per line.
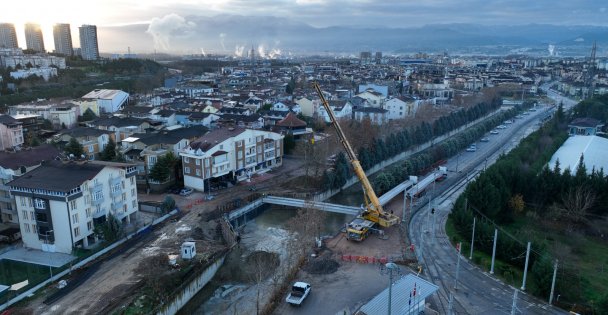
left=312, top=82, right=399, bottom=241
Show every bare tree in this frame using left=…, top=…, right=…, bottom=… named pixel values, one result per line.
left=551, top=185, right=596, bottom=230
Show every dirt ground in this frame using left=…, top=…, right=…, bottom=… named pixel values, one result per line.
left=24, top=156, right=306, bottom=315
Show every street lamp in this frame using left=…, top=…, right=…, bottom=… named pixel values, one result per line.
left=381, top=262, right=401, bottom=315
left=44, top=230, right=54, bottom=278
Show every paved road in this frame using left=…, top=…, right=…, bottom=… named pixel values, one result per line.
left=408, top=105, right=568, bottom=315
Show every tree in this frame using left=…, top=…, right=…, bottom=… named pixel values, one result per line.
left=283, top=133, right=295, bottom=154
left=160, top=196, right=176, bottom=213
left=79, top=108, right=97, bottom=122
left=149, top=152, right=178, bottom=183
left=100, top=139, right=117, bottom=161
left=508, top=194, right=525, bottom=214
left=94, top=214, right=122, bottom=242
left=551, top=185, right=596, bottom=227
left=65, top=138, right=84, bottom=158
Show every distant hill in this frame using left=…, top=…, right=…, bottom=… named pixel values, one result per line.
left=97, top=15, right=608, bottom=56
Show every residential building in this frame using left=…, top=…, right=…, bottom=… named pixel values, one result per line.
left=353, top=107, right=388, bottom=125
left=0, top=115, right=24, bottom=151
left=0, top=145, right=61, bottom=223
left=356, top=89, right=386, bottom=108
left=296, top=97, right=315, bottom=118
left=78, top=24, right=99, bottom=60
left=121, top=126, right=207, bottom=190
left=384, top=97, right=418, bottom=120
left=274, top=112, right=308, bottom=137
left=24, top=23, right=45, bottom=52
left=8, top=160, right=138, bottom=254
left=87, top=117, right=151, bottom=142
left=317, top=100, right=352, bottom=123
left=180, top=128, right=283, bottom=191
left=0, top=23, right=18, bottom=48
left=54, top=127, right=112, bottom=159
left=10, top=67, right=58, bottom=81
left=53, top=23, right=73, bottom=56
left=80, top=89, right=129, bottom=114
left=49, top=104, right=79, bottom=129
left=0, top=49, right=66, bottom=69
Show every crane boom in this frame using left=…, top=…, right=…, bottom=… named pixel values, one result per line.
left=313, top=82, right=399, bottom=227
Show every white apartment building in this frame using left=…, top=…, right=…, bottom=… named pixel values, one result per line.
left=0, top=23, right=18, bottom=49
left=180, top=128, right=283, bottom=191
left=9, top=161, right=139, bottom=254
left=79, top=25, right=99, bottom=60
left=0, top=115, right=24, bottom=151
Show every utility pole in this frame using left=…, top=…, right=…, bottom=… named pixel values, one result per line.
left=447, top=292, right=454, bottom=315
left=490, top=229, right=498, bottom=274
left=511, top=289, right=519, bottom=315
left=521, top=241, right=531, bottom=291
left=454, top=242, right=462, bottom=290
left=402, top=190, right=407, bottom=223
left=549, top=259, right=559, bottom=305
left=469, top=217, right=476, bottom=260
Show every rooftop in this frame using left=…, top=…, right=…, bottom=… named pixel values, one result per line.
left=82, top=89, right=128, bottom=100
left=8, top=161, right=105, bottom=192
left=0, top=145, right=61, bottom=170
left=548, top=135, right=608, bottom=175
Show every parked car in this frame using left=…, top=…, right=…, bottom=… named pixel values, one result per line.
left=497, top=125, right=507, bottom=129
left=480, top=137, right=490, bottom=142
left=179, top=188, right=193, bottom=196
left=466, top=145, right=477, bottom=152
left=490, top=130, right=499, bottom=134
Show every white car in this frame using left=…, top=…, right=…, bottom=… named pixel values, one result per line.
left=286, top=282, right=311, bottom=306
left=490, top=130, right=499, bottom=134
left=466, top=146, right=477, bottom=152
left=179, top=188, right=193, bottom=196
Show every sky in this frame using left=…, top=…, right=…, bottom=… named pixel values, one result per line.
left=2, top=0, right=607, bottom=52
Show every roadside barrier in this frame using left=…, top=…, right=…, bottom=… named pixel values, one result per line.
left=341, top=255, right=388, bottom=264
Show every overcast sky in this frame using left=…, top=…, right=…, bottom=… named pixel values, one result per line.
left=2, top=0, right=607, bottom=51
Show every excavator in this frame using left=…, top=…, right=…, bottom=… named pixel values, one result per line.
left=312, top=82, right=400, bottom=241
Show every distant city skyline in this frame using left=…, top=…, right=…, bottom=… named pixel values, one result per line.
left=1, top=0, right=607, bottom=53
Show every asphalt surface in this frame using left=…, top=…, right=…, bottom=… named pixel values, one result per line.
left=408, top=94, right=574, bottom=314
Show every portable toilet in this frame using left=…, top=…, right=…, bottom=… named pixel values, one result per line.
left=181, top=241, right=196, bottom=260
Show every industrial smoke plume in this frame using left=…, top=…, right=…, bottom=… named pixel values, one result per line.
left=146, top=13, right=195, bottom=51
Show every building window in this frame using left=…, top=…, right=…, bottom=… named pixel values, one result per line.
left=20, top=197, right=26, bottom=207
left=70, top=200, right=77, bottom=210
left=122, top=192, right=126, bottom=201
left=204, top=159, right=210, bottom=167
left=131, top=188, right=135, bottom=197
left=88, top=145, right=94, bottom=153
left=130, top=177, right=134, bottom=185
left=24, top=223, right=30, bottom=233
left=195, top=159, right=200, bottom=165
left=184, top=157, right=190, bottom=163
left=32, top=224, right=37, bottom=234
left=184, top=167, right=191, bottom=174
left=92, top=190, right=103, bottom=201
left=86, top=208, right=92, bottom=218
left=74, top=227, right=80, bottom=237
left=22, top=210, right=28, bottom=220
left=237, top=151, right=243, bottom=158
left=28, top=197, right=33, bottom=207
left=132, top=200, right=137, bottom=209
left=34, top=198, right=46, bottom=209
left=87, top=221, right=93, bottom=231
left=30, top=211, right=34, bottom=220
left=196, top=169, right=201, bottom=176
left=111, top=183, right=121, bottom=194
left=123, top=204, right=127, bottom=213
left=72, top=213, right=79, bottom=224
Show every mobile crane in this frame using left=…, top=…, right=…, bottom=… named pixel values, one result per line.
left=313, top=82, right=400, bottom=241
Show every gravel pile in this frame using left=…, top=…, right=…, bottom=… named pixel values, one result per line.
left=303, top=258, right=340, bottom=274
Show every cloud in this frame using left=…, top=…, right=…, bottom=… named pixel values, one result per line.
left=146, top=13, right=196, bottom=51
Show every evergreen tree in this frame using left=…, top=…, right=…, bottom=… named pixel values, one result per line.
left=100, top=139, right=117, bottom=161
left=65, top=138, right=84, bottom=157
left=149, top=152, right=178, bottom=182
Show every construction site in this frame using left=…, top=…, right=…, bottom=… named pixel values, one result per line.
left=9, top=84, right=482, bottom=315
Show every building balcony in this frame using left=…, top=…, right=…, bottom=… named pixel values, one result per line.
left=111, top=199, right=125, bottom=211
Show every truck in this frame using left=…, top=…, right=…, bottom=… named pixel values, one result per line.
left=285, top=282, right=311, bottom=306
left=313, top=82, right=400, bottom=241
